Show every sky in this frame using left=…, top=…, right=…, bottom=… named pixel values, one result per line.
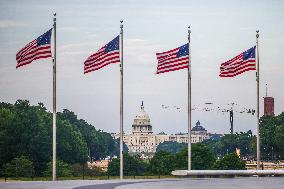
left=0, top=0, right=283, bottom=135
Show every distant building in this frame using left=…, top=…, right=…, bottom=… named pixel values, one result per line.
left=168, top=121, right=210, bottom=144
left=88, top=160, right=109, bottom=172
left=191, top=120, right=210, bottom=143
left=264, top=84, right=275, bottom=116
left=264, top=97, right=274, bottom=116
left=112, top=102, right=210, bottom=156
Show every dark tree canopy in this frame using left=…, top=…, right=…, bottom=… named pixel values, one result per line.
left=108, top=153, right=148, bottom=176
left=1, top=100, right=283, bottom=177
left=203, top=130, right=256, bottom=160
left=0, top=100, right=120, bottom=177
left=213, top=153, right=246, bottom=170
left=260, top=113, right=284, bottom=160
left=156, top=141, right=187, bottom=154
left=175, top=143, right=216, bottom=170
left=149, top=151, right=176, bottom=175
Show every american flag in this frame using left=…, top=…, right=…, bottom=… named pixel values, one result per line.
left=219, top=46, right=256, bottom=77
left=16, top=29, right=52, bottom=68
left=84, top=36, right=120, bottom=74
left=156, top=43, right=189, bottom=74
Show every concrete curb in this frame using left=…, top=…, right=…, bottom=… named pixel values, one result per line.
left=172, top=170, right=284, bottom=176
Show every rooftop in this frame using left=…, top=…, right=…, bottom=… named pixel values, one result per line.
left=191, top=120, right=207, bottom=131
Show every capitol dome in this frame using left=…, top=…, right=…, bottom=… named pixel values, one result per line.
left=132, top=101, right=152, bottom=134
left=192, top=120, right=206, bottom=131
left=135, top=102, right=150, bottom=120
left=191, top=120, right=207, bottom=135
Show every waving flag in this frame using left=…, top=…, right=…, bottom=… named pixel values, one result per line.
left=84, top=36, right=120, bottom=74
left=156, top=43, right=189, bottom=74
left=219, top=46, right=256, bottom=77
left=16, top=29, right=52, bottom=68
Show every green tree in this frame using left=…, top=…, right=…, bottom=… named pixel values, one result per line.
left=192, top=143, right=215, bottom=170
left=260, top=112, right=284, bottom=160
left=84, top=165, right=105, bottom=176
left=0, top=100, right=52, bottom=176
left=156, top=141, right=187, bottom=154
left=123, top=154, right=148, bottom=176
left=203, top=131, right=256, bottom=160
left=213, top=153, right=246, bottom=170
left=175, top=143, right=216, bottom=170
left=274, top=125, right=284, bottom=159
left=108, top=153, right=148, bottom=176
left=0, top=107, right=15, bottom=173
left=4, top=156, right=34, bottom=177
left=56, top=119, right=88, bottom=164
left=58, top=109, right=119, bottom=160
left=149, top=151, right=175, bottom=175
left=70, top=163, right=83, bottom=177
left=107, top=158, right=119, bottom=176
left=44, top=160, right=72, bottom=177
left=0, top=100, right=121, bottom=176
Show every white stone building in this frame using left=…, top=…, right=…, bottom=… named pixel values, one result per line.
left=112, top=102, right=210, bottom=155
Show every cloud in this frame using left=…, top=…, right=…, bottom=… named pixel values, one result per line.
left=58, top=27, right=80, bottom=33
left=124, top=38, right=161, bottom=66
left=57, top=37, right=160, bottom=60
left=0, top=20, right=25, bottom=28
left=58, top=41, right=104, bottom=58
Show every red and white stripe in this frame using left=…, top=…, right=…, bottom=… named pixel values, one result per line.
left=84, top=46, right=120, bottom=74
left=16, top=40, right=52, bottom=68
left=156, top=47, right=189, bottom=74
left=219, top=54, right=256, bottom=77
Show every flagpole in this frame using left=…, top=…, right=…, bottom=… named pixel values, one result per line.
left=119, top=20, right=124, bottom=180
left=187, top=26, right=192, bottom=171
left=52, top=13, right=57, bottom=181
left=256, top=30, right=260, bottom=170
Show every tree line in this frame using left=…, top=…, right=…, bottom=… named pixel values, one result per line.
left=0, top=99, right=283, bottom=178
left=260, top=113, right=284, bottom=160
left=108, top=112, right=284, bottom=176
left=204, top=112, right=284, bottom=161
left=0, top=100, right=122, bottom=177
left=108, top=144, right=245, bottom=176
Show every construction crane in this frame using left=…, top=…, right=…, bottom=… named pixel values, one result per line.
left=215, top=102, right=255, bottom=134
left=161, top=102, right=255, bottom=134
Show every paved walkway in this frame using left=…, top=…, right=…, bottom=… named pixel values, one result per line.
left=115, top=177, right=284, bottom=189
left=1, top=177, right=284, bottom=189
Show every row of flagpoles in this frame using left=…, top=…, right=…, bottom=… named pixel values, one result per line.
left=15, top=14, right=261, bottom=180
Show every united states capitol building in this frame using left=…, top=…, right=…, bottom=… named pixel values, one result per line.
left=112, top=102, right=210, bottom=155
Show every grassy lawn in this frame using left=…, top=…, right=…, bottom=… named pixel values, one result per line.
left=0, top=175, right=181, bottom=181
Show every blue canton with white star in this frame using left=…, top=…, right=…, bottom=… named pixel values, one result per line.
left=105, top=35, right=119, bottom=53
left=37, top=29, right=52, bottom=46
left=176, top=43, right=189, bottom=57
left=243, top=46, right=256, bottom=60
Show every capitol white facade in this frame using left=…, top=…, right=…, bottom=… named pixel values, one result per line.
left=112, top=102, right=210, bottom=155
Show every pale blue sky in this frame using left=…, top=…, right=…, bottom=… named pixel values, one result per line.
left=0, top=0, right=283, bottom=134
